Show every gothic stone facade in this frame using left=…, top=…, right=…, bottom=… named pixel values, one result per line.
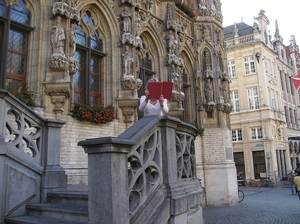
left=0, top=0, right=237, bottom=206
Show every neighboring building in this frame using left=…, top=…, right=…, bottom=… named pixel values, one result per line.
left=224, top=10, right=300, bottom=184
left=0, top=0, right=238, bottom=208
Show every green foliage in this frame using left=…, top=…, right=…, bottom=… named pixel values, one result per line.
left=175, top=1, right=198, bottom=18
left=138, top=110, right=144, bottom=120
left=190, top=120, right=204, bottom=136
left=71, top=102, right=116, bottom=125
left=6, top=86, right=35, bottom=107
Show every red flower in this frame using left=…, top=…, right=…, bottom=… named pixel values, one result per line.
left=71, top=102, right=116, bottom=125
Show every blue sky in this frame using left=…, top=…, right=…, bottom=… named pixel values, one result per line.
left=221, top=0, right=300, bottom=46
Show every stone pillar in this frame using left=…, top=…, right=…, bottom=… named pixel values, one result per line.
left=78, top=137, right=135, bottom=224
left=160, top=117, right=181, bottom=184
left=202, top=127, right=238, bottom=206
left=41, top=119, right=67, bottom=202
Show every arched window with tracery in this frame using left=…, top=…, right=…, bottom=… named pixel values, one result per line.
left=181, top=68, right=190, bottom=122
left=137, top=41, right=155, bottom=97
left=218, top=52, right=224, bottom=72
left=203, top=48, right=212, bottom=72
left=74, top=10, right=106, bottom=105
left=0, top=0, right=33, bottom=90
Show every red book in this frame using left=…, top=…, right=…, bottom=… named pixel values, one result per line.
left=148, top=81, right=173, bottom=99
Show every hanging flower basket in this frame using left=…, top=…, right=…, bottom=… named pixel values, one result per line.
left=71, top=102, right=116, bottom=125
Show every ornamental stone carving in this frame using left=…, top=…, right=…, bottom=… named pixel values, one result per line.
left=50, top=2, right=79, bottom=75
left=205, top=102, right=215, bottom=112
left=52, top=96, right=66, bottom=116
left=50, top=54, right=68, bottom=70
left=69, top=58, right=79, bottom=74
left=121, top=75, right=142, bottom=90
left=52, top=1, right=80, bottom=21
left=117, top=98, right=139, bottom=124
left=204, top=78, right=214, bottom=103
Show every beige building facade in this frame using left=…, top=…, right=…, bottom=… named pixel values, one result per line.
left=224, top=10, right=300, bottom=184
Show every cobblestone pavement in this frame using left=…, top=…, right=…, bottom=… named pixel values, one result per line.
left=203, top=186, right=300, bottom=224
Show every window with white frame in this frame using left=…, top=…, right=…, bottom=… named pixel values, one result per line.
left=230, top=90, right=240, bottom=112
left=232, top=129, right=242, bottom=142
left=247, top=87, right=259, bottom=110
left=265, top=59, right=273, bottom=77
left=289, top=108, right=294, bottom=129
left=294, top=109, right=298, bottom=129
left=244, top=56, right=255, bottom=74
left=270, top=89, right=276, bottom=110
left=228, top=60, right=236, bottom=78
left=250, top=127, right=263, bottom=139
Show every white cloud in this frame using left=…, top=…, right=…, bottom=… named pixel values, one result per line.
left=221, top=0, right=300, bottom=46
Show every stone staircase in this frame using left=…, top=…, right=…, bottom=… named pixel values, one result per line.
left=5, top=190, right=88, bottom=224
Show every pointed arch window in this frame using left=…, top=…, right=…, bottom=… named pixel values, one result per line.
left=138, top=42, right=154, bottom=97
left=0, top=0, right=6, bottom=16
left=218, top=52, right=224, bottom=72
left=181, top=69, right=191, bottom=122
left=74, top=10, right=106, bottom=105
left=203, top=48, right=212, bottom=71
left=0, top=0, right=33, bottom=90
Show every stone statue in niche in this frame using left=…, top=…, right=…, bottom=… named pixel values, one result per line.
left=177, top=65, right=183, bottom=91
left=204, top=78, right=214, bottom=103
left=51, top=16, right=66, bottom=56
left=166, top=30, right=177, bottom=54
left=169, top=64, right=179, bottom=90
left=69, top=23, right=76, bottom=57
left=135, top=52, right=140, bottom=77
left=120, top=6, right=132, bottom=34
left=135, top=11, right=141, bottom=37
left=220, top=80, right=228, bottom=102
left=122, top=45, right=134, bottom=76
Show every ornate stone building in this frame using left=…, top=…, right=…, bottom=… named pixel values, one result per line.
left=224, top=10, right=300, bottom=185
left=0, top=0, right=237, bottom=207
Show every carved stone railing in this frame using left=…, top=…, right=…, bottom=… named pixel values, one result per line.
left=78, top=115, right=204, bottom=224
left=238, top=34, right=254, bottom=43
left=225, top=34, right=255, bottom=47
left=0, top=89, right=67, bottom=222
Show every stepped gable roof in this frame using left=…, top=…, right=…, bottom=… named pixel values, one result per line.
left=223, top=22, right=254, bottom=40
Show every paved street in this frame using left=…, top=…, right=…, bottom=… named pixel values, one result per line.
left=203, top=186, right=300, bottom=224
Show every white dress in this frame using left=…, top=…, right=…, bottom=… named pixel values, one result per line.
left=139, top=95, right=169, bottom=116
